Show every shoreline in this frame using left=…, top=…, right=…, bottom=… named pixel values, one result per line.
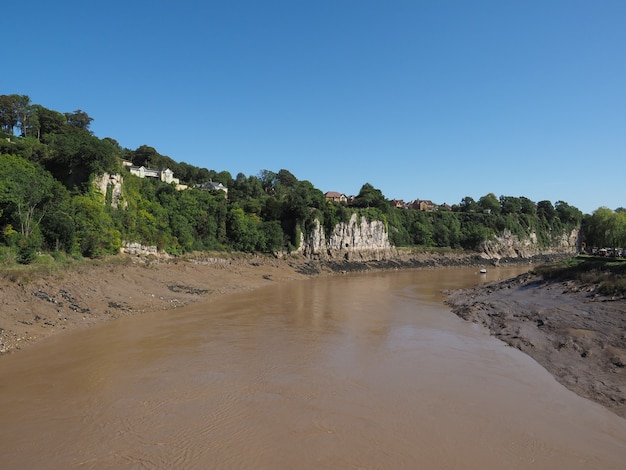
left=446, top=273, right=626, bottom=419
left=6, top=250, right=620, bottom=420
left=0, top=250, right=553, bottom=356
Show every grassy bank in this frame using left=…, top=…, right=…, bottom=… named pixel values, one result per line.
left=533, top=255, right=626, bottom=298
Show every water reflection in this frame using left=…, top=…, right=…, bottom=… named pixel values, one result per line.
left=0, top=266, right=625, bottom=469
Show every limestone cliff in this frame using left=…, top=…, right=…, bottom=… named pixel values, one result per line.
left=299, top=215, right=580, bottom=263
left=298, top=214, right=395, bottom=261
left=480, top=228, right=580, bottom=261
left=93, top=173, right=125, bottom=208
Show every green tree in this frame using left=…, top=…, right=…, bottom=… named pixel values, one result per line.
left=537, top=200, right=556, bottom=221
left=520, top=197, right=537, bottom=215
left=45, top=129, right=119, bottom=189
left=227, top=205, right=262, bottom=252
left=32, top=105, right=68, bottom=141
left=477, top=193, right=500, bottom=214
left=64, top=109, right=93, bottom=130
left=352, top=183, right=388, bottom=212
left=584, top=207, right=626, bottom=251
left=0, top=154, right=57, bottom=239
left=499, top=196, right=521, bottom=215
left=0, top=94, right=20, bottom=134
left=555, top=200, right=583, bottom=225
left=72, top=194, right=121, bottom=257
left=459, top=196, right=479, bottom=212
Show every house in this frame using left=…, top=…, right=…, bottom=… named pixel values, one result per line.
left=127, top=165, right=186, bottom=190
left=409, top=199, right=436, bottom=212
left=390, top=199, right=407, bottom=208
left=324, top=191, right=348, bottom=203
left=196, top=181, right=228, bottom=197
left=129, top=166, right=178, bottom=184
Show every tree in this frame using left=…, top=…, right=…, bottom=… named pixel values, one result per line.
left=227, top=205, right=262, bottom=252
left=519, top=197, right=537, bottom=215
left=32, top=105, right=67, bottom=140
left=258, top=169, right=278, bottom=195
left=555, top=200, right=583, bottom=225
left=459, top=196, right=479, bottom=212
left=460, top=221, right=491, bottom=250
left=0, top=94, right=20, bottom=134
left=0, top=154, right=57, bottom=239
left=584, top=207, right=626, bottom=251
left=499, top=196, right=521, bottom=215
left=537, top=200, right=556, bottom=221
left=477, top=193, right=500, bottom=214
left=132, top=145, right=161, bottom=167
left=72, top=194, right=121, bottom=257
left=64, top=109, right=93, bottom=130
left=45, top=129, right=118, bottom=189
left=352, top=183, right=388, bottom=211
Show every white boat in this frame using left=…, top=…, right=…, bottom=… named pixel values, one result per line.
left=479, top=268, right=487, bottom=274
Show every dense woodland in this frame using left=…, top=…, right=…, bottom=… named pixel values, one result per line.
left=1, top=94, right=623, bottom=264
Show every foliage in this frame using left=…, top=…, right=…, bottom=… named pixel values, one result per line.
left=582, top=207, right=626, bottom=250
left=0, top=154, right=62, bottom=243
left=0, top=94, right=592, bottom=261
left=534, top=256, right=626, bottom=298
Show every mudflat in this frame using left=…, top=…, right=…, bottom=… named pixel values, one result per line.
left=0, top=254, right=314, bottom=355
left=3, top=252, right=624, bottom=422
left=0, top=250, right=493, bottom=355
left=446, top=273, right=626, bottom=419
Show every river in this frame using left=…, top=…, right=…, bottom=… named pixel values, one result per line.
left=0, top=266, right=625, bottom=469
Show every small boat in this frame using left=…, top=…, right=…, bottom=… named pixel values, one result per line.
left=479, top=268, right=487, bottom=274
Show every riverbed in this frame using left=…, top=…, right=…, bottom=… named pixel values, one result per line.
left=1, top=266, right=625, bottom=469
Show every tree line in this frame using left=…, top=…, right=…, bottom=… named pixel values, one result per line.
left=2, top=93, right=617, bottom=265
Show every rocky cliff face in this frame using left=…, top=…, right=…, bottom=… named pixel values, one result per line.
left=93, top=173, right=125, bottom=208
left=299, top=216, right=580, bottom=263
left=480, top=228, right=580, bottom=261
left=298, top=214, right=395, bottom=261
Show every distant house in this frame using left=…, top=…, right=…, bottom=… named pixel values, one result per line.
left=196, top=181, right=228, bottom=197
left=129, top=166, right=178, bottom=184
left=390, top=199, right=406, bottom=208
left=127, top=165, right=187, bottom=190
left=324, top=191, right=348, bottom=203
left=409, top=199, right=436, bottom=212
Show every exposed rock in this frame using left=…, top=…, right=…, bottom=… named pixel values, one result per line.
left=480, top=228, right=580, bottom=261
left=298, top=214, right=395, bottom=261
left=121, top=242, right=164, bottom=257
left=298, top=216, right=580, bottom=264
left=93, top=173, right=125, bottom=208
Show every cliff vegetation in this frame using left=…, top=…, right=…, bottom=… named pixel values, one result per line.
left=2, top=93, right=621, bottom=266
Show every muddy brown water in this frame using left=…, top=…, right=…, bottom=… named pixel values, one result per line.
left=1, top=266, right=625, bottom=469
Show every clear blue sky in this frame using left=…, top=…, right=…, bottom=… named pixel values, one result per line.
left=3, top=1, right=625, bottom=214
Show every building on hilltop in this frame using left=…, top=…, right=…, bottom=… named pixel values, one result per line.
left=324, top=191, right=348, bottom=203
left=126, top=164, right=187, bottom=190
left=196, top=180, right=228, bottom=197
left=408, top=200, right=436, bottom=212
left=390, top=199, right=407, bottom=208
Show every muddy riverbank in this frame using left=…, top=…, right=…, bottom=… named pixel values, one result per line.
left=446, top=273, right=626, bottom=418
left=0, top=250, right=546, bottom=356
left=2, top=250, right=624, bottom=421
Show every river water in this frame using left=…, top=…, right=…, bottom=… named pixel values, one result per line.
left=1, top=266, right=625, bottom=469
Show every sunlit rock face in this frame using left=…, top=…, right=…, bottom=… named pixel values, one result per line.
left=299, top=214, right=395, bottom=261
left=481, top=228, right=580, bottom=261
